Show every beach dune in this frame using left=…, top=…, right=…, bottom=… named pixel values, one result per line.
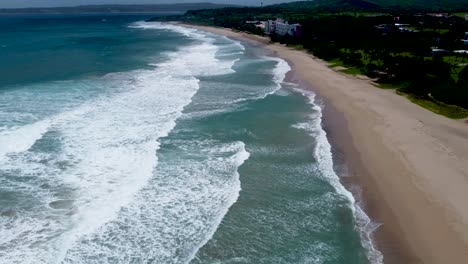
left=180, top=24, right=468, bottom=264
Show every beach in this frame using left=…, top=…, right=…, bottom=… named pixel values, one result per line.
left=1, top=14, right=467, bottom=263
left=180, top=24, right=468, bottom=264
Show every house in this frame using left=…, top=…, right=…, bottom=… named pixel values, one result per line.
left=454, top=50, right=468, bottom=55
left=427, top=13, right=449, bottom=18
left=375, top=24, right=395, bottom=34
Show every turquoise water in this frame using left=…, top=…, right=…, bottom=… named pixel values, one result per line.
left=0, top=15, right=381, bottom=263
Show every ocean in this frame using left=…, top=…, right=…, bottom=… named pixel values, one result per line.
left=0, top=14, right=381, bottom=264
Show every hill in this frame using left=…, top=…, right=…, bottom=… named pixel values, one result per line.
left=371, top=0, right=468, bottom=10
left=0, top=3, right=237, bottom=14
left=266, top=0, right=468, bottom=12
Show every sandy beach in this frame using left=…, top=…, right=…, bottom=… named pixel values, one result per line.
left=179, top=24, right=468, bottom=264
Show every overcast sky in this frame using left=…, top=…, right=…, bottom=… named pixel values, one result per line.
left=0, top=0, right=299, bottom=8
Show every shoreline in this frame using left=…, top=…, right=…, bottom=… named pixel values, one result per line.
left=177, top=23, right=468, bottom=263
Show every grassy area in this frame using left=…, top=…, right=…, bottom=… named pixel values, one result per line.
left=444, top=56, right=468, bottom=65
left=330, top=11, right=389, bottom=17
left=340, top=67, right=363, bottom=75
left=328, top=58, right=345, bottom=68
left=453, top=13, right=467, bottom=19
left=377, top=83, right=403, bottom=89
left=442, top=56, right=468, bottom=81
left=313, top=41, right=468, bottom=119
left=335, top=66, right=468, bottom=119
left=407, top=27, right=450, bottom=34
left=397, top=91, right=468, bottom=119
left=390, top=52, right=414, bottom=57
left=326, top=56, right=366, bottom=75
left=288, top=44, right=304, bottom=50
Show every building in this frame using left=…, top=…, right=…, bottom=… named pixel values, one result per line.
left=427, top=13, right=449, bottom=18
left=454, top=50, right=468, bottom=55
left=263, top=20, right=274, bottom=34
left=246, top=21, right=265, bottom=30
left=264, top=19, right=302, bottom=37
left=431, top=48, right=450, bottom=56
left=375, top=24, right=394, bottom=31
left=463, top=32, right=468, bottom=46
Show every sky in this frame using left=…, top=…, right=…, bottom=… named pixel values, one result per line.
left=0, top=0, right=299, bottom=8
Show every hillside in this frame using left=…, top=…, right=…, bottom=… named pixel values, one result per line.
left=267, top=0, right=468, bottom=11
left=0, top=3, right=237, bottom=14
left=371, top=0, right=468, bottom=10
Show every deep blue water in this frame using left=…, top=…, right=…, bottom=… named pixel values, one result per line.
left=0, top=14, right=188, bottom=87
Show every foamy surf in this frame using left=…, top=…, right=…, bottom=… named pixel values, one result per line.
left=0, top=120, right=51, bottom=162
left=61, top=141, right=249, bottom=264
left=260, top=56, right=291, bottom=97
left=292, top=89, right=384, bottom=264
left=0, top=23, right=243, bottom=263
left=227, top=56, right=291, bottom=105
left=1, top=17, right=383, bottom=264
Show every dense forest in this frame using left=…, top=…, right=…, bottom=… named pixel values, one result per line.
left=152, top=0, right=468, bottom=118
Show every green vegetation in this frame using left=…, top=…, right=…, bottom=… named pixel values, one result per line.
left=377, top=83, right=406, bottom=89
left=370, top=0, right=467, bottom=10
left=329, top=58, right=346, bottom=68
left=340, top=67, right=364, bottom=75
left=453, top=13, right=467, bottom=18
left=151, top=0, right=468, bottom=119
left=401, top=93, right=468, bottom=119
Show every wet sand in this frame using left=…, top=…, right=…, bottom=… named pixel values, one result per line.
left=177, top=24, right=468, bottom=264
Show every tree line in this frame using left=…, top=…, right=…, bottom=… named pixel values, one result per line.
left=152, top=1, right=468, bottom=115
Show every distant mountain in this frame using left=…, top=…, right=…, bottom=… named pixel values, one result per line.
left=0, top=3, right=238, bottom=14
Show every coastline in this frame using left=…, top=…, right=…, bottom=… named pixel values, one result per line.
left=177, top=23, right=468, bottom=263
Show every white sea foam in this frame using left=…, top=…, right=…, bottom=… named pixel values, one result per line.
left=0, top=120, right=51, bottom=162
left=270, top=57, right=291, bottom=84
left=163, top=43, right=238, bottom=76
left=0, top=23, right=243, bottom=264
left=132, top=22, right=240, bottom=77
left=292, top=89, right=384, bottom=264
left=61, top=141, right=249, bottom=264
left=0, top=62, right=200, bottom=264
left=219, top=38, right=246, bottom=51
left=130, top=21, right=207, bottom=40
left=229, top=57, right=291, bottom=105
left=217, top=51, right=244, bottom=57
left=266, top=56, right=291, bottom=93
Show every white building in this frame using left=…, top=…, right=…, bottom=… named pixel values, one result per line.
left=264, top=19, right=278, bottom=35
left=264, top=19, right=301, bottom=36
